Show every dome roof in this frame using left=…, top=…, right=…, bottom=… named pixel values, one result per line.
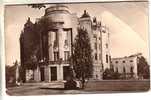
left=45, top=4, right=70, bottom=16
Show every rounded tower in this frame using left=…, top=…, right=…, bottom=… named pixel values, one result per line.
left=42, top=4, right=74, bottom=82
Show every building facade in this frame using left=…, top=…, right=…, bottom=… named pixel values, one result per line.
left=20, top=5, right=111, bottom=82
left=111, top=53, right=142, bottom=79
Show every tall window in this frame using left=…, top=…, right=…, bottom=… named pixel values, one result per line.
left=116, top=67, right=118, bottom=73
left=105, top=43, right=108, bottom=48
left=109, top=56, right=111, bottom=63
left=99, top=44, right=101, bottom=50
left=53, top=30, right=58, bottom=48
left=94, top=36, right=97, bottom=50
left=64, top=29, right=69, bottom=48
left=54, top=52, right=59, bottom=61
left=99, top=53, right=101, bottom=60
left=130, top=66, right=134, bottom=73
left=130, top=66, right=134, bottom=78
left=95, top=43, right=97, bottom=50
left=106, top=54, right=108, bottom=63
left=95, top=53, right=97, bottom=60
left=55, top=31, right=58, bottom=41
left=123, top=67, right=126, bottom=73
left=64, top=51, right=70, bottom=61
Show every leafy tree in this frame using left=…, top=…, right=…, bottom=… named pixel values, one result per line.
left=6, top=60, right=20, bottom=87
left=20, top=17, right=39, bottom=70
left=137, top=56, right=150, bottom=79
left=72, top=28, right=93, bottom=88
left=34, top=17, right=50, bottom=61
left=20, top=15, right=51, bottom=82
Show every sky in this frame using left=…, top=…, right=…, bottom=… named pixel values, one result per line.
left=4, top=2, right=149, bottom=65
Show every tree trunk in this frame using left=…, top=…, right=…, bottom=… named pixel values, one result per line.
left=81, top=73, right=85, bottom=89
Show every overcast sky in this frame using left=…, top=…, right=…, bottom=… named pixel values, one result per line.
left=5, top=2, right=149, bottom=65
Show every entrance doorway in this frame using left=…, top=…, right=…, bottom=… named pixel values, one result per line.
left=40, top=68, right=45, bottom=81
left=63, top=66, right=70, bottom=80
left=51, top=67, right=57, bottom=81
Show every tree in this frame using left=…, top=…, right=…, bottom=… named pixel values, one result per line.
left=34, top=17, right=50, bottom=61
left=72, top=28, right=93, bottom=88
left=137, top=56, right=150, bottom=79
left=20, top=17, right=40, bottom=70
left=6, top=60, right=20, bottom=87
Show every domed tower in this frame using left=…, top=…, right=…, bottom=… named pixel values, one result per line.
left=41, top=4, right=77, bottom=82
left=79, top=10, right=92, bottom=34
left=79, top=10, right=93, bottom=57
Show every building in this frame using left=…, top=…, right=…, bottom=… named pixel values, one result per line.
left=111, top=53, right=142, bottom=79
left=20, top=4, right=111, bottom=82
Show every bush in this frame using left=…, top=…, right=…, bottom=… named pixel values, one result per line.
left=103, top=68, right=120, bottom=80
left=64, top=77, right=77, bottom=90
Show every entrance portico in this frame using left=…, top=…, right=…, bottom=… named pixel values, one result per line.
left=38, top=62, right=70, bottom=82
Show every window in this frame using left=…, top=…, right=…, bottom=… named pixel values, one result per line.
left=130, top=60, right=133, bottom=62
left=53, top=31, right=58, bottom=48
left=109, top=56, right=111, bottom=62
left=106, top=54, right=108, bottom=63
left=95, top=53, right=97, bottom=60
left=116, top=67, right=118, bottom=73
left=123, top=67, right=126, bottom=73
left=123, top=60, right=126, bottom=63
left=115, top=61, right=118, bottom=63
left=54, top=52, right=59, bottom=61
left=63, top=29, right=69, bottom=48
left=99, top=44, right=101, bottom=49
left=64, top=51, right=70, bottom=61
left=64, top=40, right=68, bottom=49
left=55, top=32, right=58, bottom=41
left=130, top=66, right=134, bottom=73
left=99, top=53, right=101, bottom=60
left=102, top=29, right=106, bottom=33
left=105, top=43, right=108, bottom=48
left=94, top=36, right=97, bottom=50
left=95, top=43, right=97, bottom=50
left=93, top=35, right=97, bottom=41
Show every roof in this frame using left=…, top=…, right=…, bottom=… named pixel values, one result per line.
left=112, top=53, right=142, bottom=60
left=80, top=10, right=90, bottom=18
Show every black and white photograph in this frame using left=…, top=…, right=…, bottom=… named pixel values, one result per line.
left=4, top=1, right=150, bottom=96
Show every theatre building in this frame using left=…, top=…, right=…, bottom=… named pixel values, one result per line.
left=20, top=5, right=111, bottom=82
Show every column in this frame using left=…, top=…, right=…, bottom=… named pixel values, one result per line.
left=58, top=28, right=64, bottom=59
left=44, top=66, right=50, bottom=82
left=48, top=31, right=53, bottom=61
left=57, top=65, right=63, bottom=81
left=34, top=67, right=41, bottom=82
